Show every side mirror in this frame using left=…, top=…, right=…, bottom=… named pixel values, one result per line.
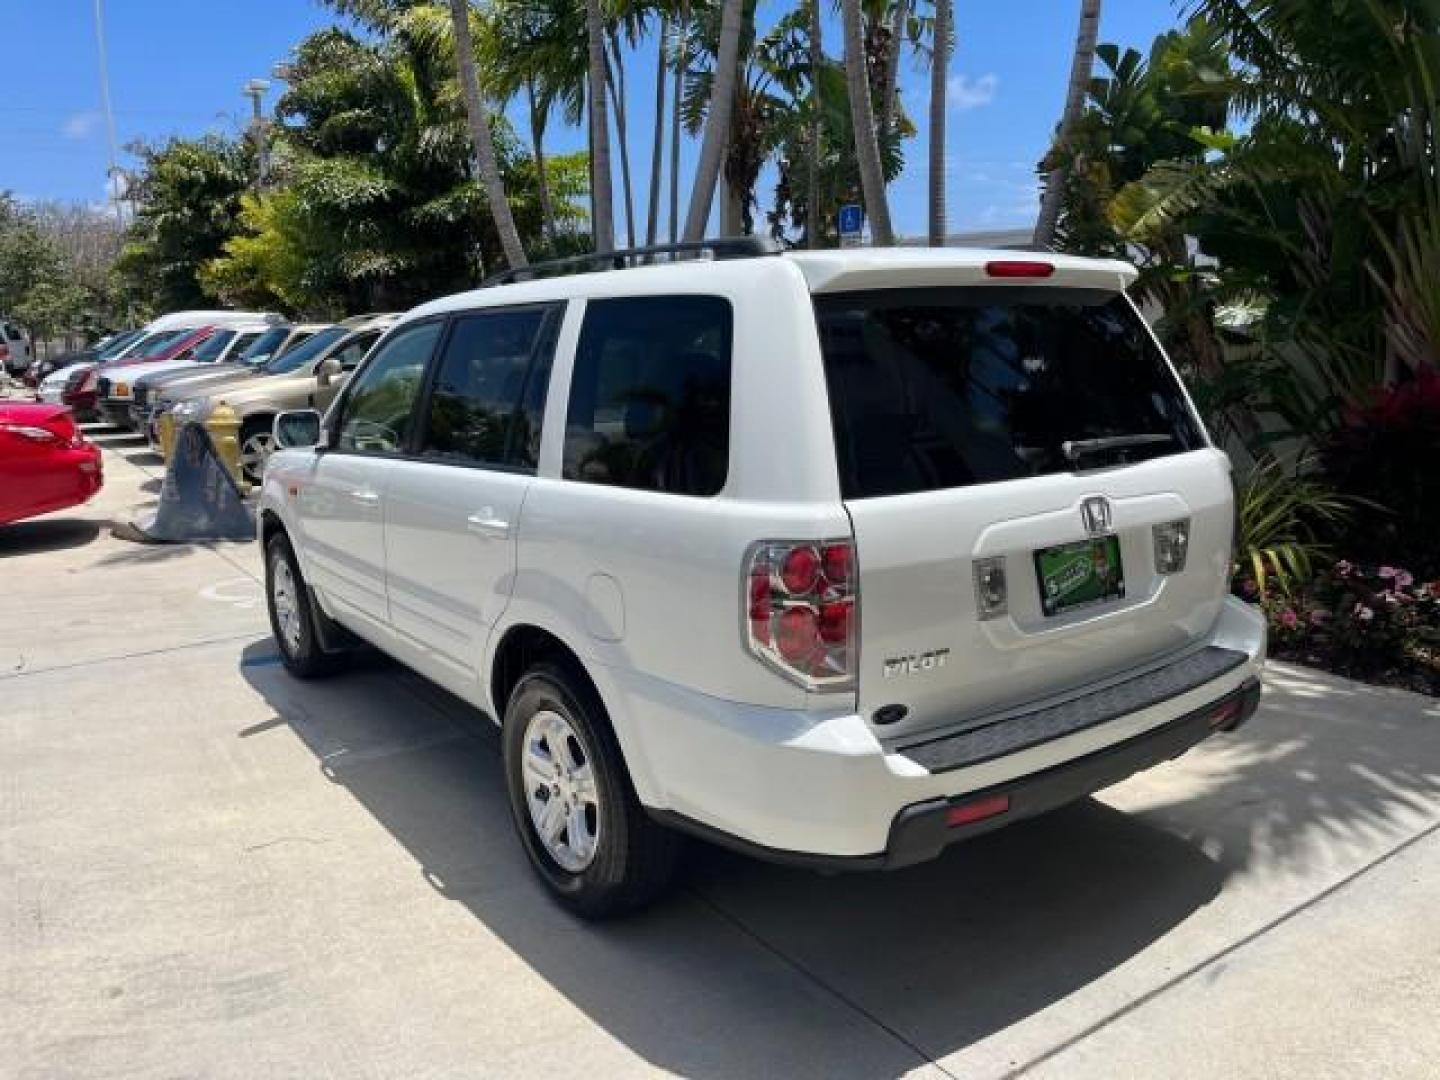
left=273, top=409, right=325, bottom=450
left=316, top=356, right=343, bottom=387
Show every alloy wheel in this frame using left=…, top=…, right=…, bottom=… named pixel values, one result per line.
left=521, top=709, right=601, bottom=872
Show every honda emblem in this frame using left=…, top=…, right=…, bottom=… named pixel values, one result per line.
left=1081, top=496, right=1112, bottom=536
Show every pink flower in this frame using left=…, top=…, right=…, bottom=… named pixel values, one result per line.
left=1279, top=609, right=1299, bottom=629
left=1379, top=565, right=1400, bottom=579
left=1396, top=570, right=1415, bottom=590
left=1353, top=603, right=1375, bottom=623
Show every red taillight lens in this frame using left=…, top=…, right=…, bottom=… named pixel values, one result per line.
left=781, top=546, right=821, bottom=594
left=776, top=606, right=819, bottom=663
left=745, top=538, right=857, bottom=691
left=946, top=794, right=1011, bottom=828
left=985, top=260, right=1055, bottom=279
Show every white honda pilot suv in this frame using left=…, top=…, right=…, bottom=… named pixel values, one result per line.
left=259, top=240, right=1266, bottom=917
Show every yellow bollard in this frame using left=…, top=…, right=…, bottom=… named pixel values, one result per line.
left=157, top=410, right=177, bottom=463
left=204, top=402, right=246, bottom=491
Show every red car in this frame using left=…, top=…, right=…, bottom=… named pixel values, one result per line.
left=95, top=326, right=217, bottom=427
left=0, top=403, right=103, bottom=525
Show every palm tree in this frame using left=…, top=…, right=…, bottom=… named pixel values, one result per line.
left=605, top=30, right=638, bottom=248
left=841, top=0, right=895, bottom=245
left=447, top=0, right=527, bottom=270
left=585, top=0, right=616, bottom=251
left=928, top=0, right=951, bottom=245
left=682, top=0, right=745, bottom=241
left=877, top=0, right=911, bottom=140
left=646, top=13, right=670, bottom=245
left=806, top=0, right=823, bottom=248
left=1033, top=0, right=1103, bottom=249
left=670, top=3, right=688, bottom=242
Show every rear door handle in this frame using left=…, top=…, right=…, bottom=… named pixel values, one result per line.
left=351, top=489, right=381, bottom=507
left=466, top=510, right=511, bottom=539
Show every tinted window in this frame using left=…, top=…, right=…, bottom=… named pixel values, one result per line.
left=190, top=329, right=236, bottom=362
left=335, top=322, right=440, bottom=454
left=96, top=330, right=143, bottom=360
left=418, top=308, right=553, bottom=469
left=133, top=330, right=189, bottom=358
left=814, top=288, right=1204, bottom=499
left=227, top=331, right=262, bottom=359
left=239, top=327, right=289, bottom=364
left=563, top=296, right=731, bottom=496
left=330, top=331, right=379, bottom=370
left=264, top=326, right=347, bottom=374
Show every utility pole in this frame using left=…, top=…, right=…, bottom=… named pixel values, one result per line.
left=92, top=0, right=124, bottom=226
left=243, top=78, right=271, bottom=190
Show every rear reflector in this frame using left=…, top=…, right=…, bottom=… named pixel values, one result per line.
left=945, top=794, right=1011, bottom=828
left=1208, top=698, right=1244, bottom=730
left=985, top=260, right=1055, bottom=279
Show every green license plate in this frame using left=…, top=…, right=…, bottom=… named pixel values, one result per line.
left=1035, top=536, right=1125, bottom=617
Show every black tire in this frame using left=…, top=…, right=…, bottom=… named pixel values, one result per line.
left=503, top=662, right=682, bottom=918
left=265, top=531, right=345, bottom=678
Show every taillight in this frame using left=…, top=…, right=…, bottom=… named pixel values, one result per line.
left=985, top=260, right=1055, bottom=278
left=79, top=368, right=99, bottom=393
left=745, top=539, right=857, bottom=691
left=0, top=344, right=10, bottom=359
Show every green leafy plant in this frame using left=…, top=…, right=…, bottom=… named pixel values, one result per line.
left=1233, top=456, right=1353, bottom=599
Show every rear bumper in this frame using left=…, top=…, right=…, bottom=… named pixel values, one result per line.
left=615, top=596, right=1266, bottom=864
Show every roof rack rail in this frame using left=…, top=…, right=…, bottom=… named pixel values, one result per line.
left=480, top=236, right=783, bottom=288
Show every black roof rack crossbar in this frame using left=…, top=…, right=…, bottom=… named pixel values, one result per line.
left=480, top=236, right=782, bottom=288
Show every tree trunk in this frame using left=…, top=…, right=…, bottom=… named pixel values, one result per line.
left=605, top=32, right=637, bottom=249
left=682, top=0, right=745, bottom=242
left=1033, top=0, right=1102, bottom=250
left=806, top=0, right=823, bottom=249
left=842, top=0, right=895, bottom=245
left=670, top=3, right=688, bottom=243
left=526, top=79, right=557, bottom=250
left=928, top=0, right=950, bottom=246
left=585, top=0, right=615, bottom=252
left=447, top=0, right=526, bottom=270
left=877, top=0, right=909, bottom=141
left=646, top=15, right=669, bottom=247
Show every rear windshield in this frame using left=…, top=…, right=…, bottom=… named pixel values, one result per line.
left=814, top=287, right=1204, bottom=499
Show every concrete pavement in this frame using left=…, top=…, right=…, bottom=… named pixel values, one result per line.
left=3, top=429, right=1439, bottom=1079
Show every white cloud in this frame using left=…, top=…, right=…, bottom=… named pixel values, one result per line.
left=62, top=111, right=103, bottom=140
left=947, top=74, right=999, bottom=111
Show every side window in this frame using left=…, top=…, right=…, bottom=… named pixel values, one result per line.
left=563, top=296, right=732, bottom=497
left=230, top=332, right=261, bottom=357
left=334, top=323, right=441, bottom=454
left=333, top=332, right=377, bottom=370
left=417, top=306, right=555, bottom=469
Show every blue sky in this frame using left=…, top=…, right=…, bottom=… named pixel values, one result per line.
left=1, top=0, right=1183, bottom=238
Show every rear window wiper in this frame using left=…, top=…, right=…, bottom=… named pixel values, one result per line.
left=1061, top=434, right=1174, bottom=463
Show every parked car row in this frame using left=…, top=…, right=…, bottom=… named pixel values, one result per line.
left=21, top=309, right=402, bottom=485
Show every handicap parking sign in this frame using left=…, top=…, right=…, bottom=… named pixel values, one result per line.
left=838, top=204, right=864, bottom=242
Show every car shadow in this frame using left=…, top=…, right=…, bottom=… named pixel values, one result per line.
left=225, top=644, right=1440, bottom=1077
left=0, top=517, right=103, bottom=557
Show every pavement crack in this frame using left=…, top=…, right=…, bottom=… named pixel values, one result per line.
left=0, top=632, right=262, bottom=681
left=685, top=886, right=961, bottom=1078
left=244, top=836, right=331, bottom=852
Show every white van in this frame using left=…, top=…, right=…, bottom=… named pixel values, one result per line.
left=258, top=241, right=1266, bottom=917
